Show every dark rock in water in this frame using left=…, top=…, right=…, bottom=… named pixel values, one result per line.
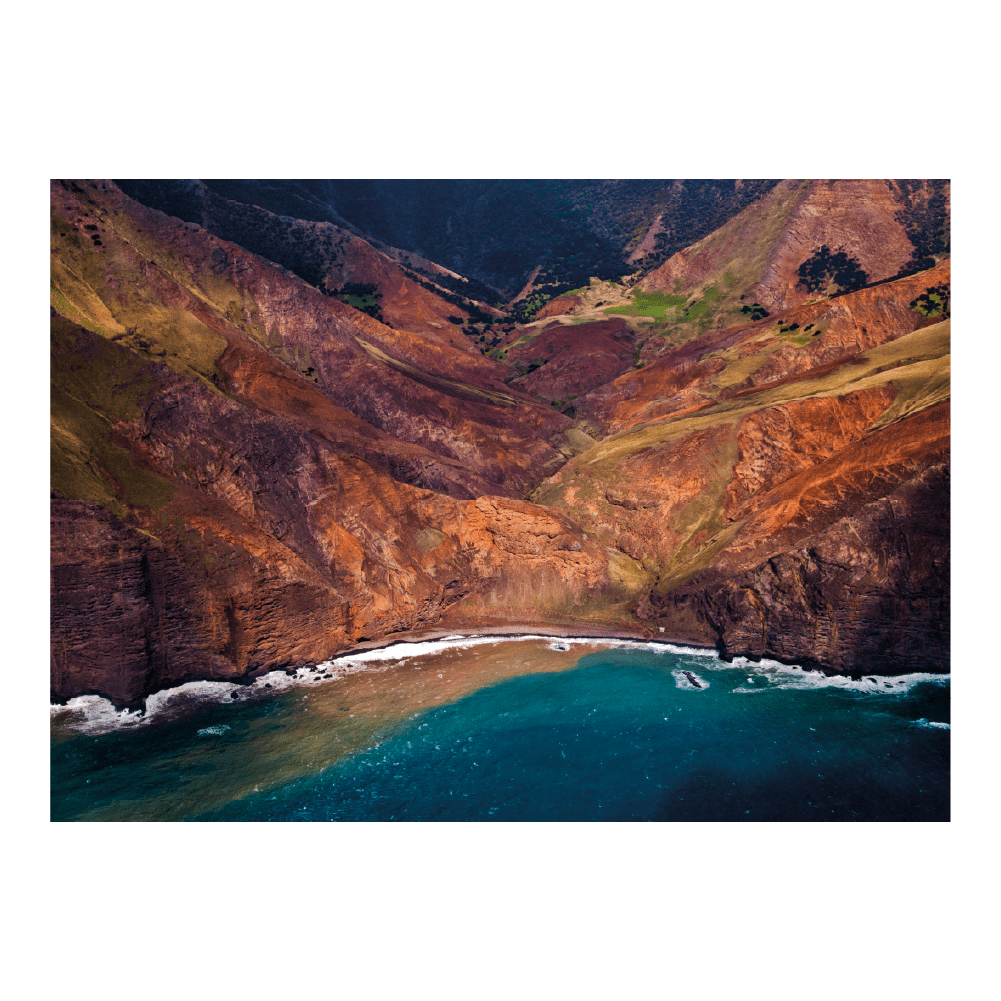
left=324, top=674, right=332, bottom=679
left=264, top=683, right=272, bottom=689
left=682, top=671, right=702, bottom=689
left=230, top=692, right=240, bottom=699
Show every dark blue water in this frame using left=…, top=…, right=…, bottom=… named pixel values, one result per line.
left=50, top=644, right=950, bottom=822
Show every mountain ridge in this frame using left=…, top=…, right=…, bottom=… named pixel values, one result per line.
left=50, top=178, right=950, bottom=705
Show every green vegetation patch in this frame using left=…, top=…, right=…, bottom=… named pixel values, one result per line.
left=604, top=290, right=687, bottom=320
left=679, top=296, right=712, bottom=322
left=910, top=283, right=950, bottom=319
left=51, top=387, right=173, bottom=514
left=327, top=282, right=385, bottom=321
left=796, top=245, right=869, bottom=295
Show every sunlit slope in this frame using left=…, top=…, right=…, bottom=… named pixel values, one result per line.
left=609, top=179, right=946, bottom=363
left=534, top=306, right=949, bottom=669
left=49, top=181, right=578, bottom=498
left=574, top=260, right=949, bottom=437
left=50, top=182, right=634, bottom=705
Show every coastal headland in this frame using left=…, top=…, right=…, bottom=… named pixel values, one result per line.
left=50, top=180, right=950, bottom=705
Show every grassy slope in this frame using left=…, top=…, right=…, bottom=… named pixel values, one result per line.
left=533, top=319, right=950, bottom=591
left=631, top=182, right=814, bottom=350
left=50, top=314, right=175, bottom=519
left=50, top=180, right=952, bottom=656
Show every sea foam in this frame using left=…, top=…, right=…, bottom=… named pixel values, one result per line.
left=49, top=695, right=146, bottom=734
left=721, top=656, right=950, bottom=696
left=50, top=632, right=948, bottom=736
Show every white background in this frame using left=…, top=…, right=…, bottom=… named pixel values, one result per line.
left=5, top=3, right=992, bottom=998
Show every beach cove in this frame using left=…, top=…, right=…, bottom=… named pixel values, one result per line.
left=51, top=633, right=950, bottom=822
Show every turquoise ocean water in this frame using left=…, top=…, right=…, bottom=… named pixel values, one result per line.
left=50, top=637, right=949, bottom=822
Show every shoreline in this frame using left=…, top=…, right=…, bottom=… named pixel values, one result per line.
left=325, top=625, right=947, bottom=682
left=50, top=628, right=953, bottom=731
left=50, top=628, right=719, bottom=713
left=51, top=623, right=952, bottom=713
left=335, top=623, right=714, bottom=658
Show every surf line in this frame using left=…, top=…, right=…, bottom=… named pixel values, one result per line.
left=334, top=625, right=718, bottom=661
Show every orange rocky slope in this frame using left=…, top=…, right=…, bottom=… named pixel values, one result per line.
left=50, top=182, right=618, bottom=705
left=641, top=179, right=916, bottom=312
left=50, top=179, right=950, bottom=703
left=534, top=263, right=950, bottom=671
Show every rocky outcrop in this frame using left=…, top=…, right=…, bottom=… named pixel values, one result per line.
left=50, top=178, right=951, bottom=703
left=49, top=182, right=622, bottom=705
left=533, top=295, right=580, bottom=319
left=506, top=318, right=637, bottom=405
left=660, top=463, right=950, bottom=673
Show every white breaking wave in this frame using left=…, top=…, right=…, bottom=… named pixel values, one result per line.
left=543, top=636, right=717, bottom=659
left=144, top=679, right=241, bottom=716
left=51, top=632, right=948, bottom=737
left=50, top=679, right=243, bottom=736
left=325, top=633, right=515, bottom=666
left=719, top=656, right=950, bottom=695
left=914, top=718, right=950, bottom=729
left=197, top=725, right=231, bottom=736
left=662, top=643, right=719, bottom=660
left=49, top=695, right=146, bottom=734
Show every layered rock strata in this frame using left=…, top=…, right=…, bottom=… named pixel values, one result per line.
left=50, top=179, right=950, bottom=704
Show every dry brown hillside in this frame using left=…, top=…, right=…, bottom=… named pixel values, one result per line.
left=50, top=179, right=950, bottom=705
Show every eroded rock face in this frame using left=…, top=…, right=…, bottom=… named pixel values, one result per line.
left=663, top=464, right=950, bottom=674
left=641, top=179, right=919, bottom=311
left=507, top=318, right=637, bottom=405
left=49, top=182, right=619, bottom=704
left=50, top=343, right=614, bottom=705
left=536, top=312, right=950, bottom=677
left=50, top=178, right=950, bottom=702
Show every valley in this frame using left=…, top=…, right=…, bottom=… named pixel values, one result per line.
left=50, top=179, right=950, bottom=706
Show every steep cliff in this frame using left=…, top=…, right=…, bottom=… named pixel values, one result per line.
left=50, top=179, right=950, bottom=704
